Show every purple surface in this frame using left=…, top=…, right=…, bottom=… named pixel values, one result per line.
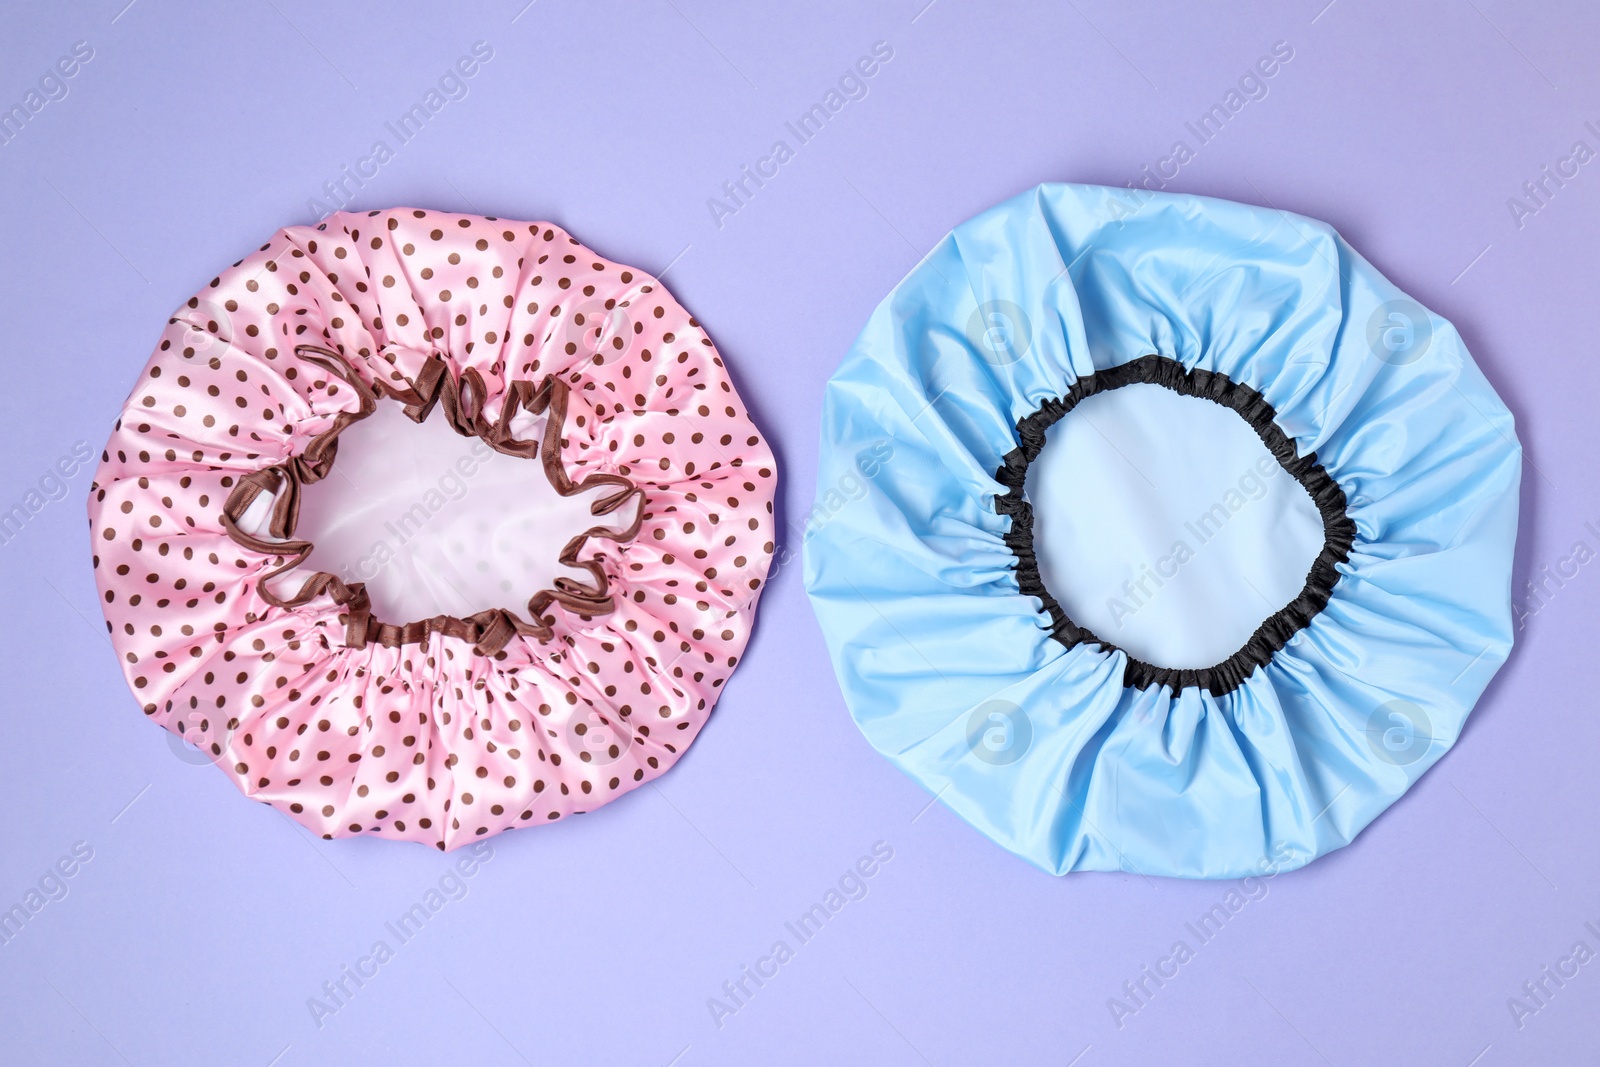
left=1, top=1, right=1596, bottom=1064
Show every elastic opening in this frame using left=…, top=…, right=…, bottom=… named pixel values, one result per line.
left=219, top=345, right=645, bottom=657
left=993, top=354, right=1357, bottom=695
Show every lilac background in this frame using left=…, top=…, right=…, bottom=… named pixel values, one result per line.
left=2, top=1, right=1597, bottom=1064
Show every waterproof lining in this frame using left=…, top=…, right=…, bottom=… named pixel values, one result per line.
left=296, top=398, right=638, bottom=626
left=994, top=354, right=1358, bottom=696
left=218, top=344, right=645, bottom=658
left=1023, top=383, right=1325, bottom=670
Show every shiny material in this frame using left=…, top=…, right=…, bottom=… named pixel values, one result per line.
left=804, top=184, right=1521, bottom=878
left=89, top=209, right=776, bottom=849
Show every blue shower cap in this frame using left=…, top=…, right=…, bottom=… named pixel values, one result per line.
left=803, top=183, right=1521, bottom=879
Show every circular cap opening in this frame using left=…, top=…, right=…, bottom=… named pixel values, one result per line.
left=289, top=399, right=637, bottom=626
left=1023, top=378, right=1327, bottom=673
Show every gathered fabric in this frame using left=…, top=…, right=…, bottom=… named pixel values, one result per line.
left=89, top=208, right=775, bottom=849
left=804, top=184, right=1521, bottom=879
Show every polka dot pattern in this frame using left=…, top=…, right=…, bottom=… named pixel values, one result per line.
left=88, top=209, right=776, bottom=849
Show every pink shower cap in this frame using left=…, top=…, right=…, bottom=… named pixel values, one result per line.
left=88, top=208, right=775, bottom=848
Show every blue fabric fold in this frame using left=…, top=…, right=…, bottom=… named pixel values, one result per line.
left=804, top=183, right=1521, bottom=879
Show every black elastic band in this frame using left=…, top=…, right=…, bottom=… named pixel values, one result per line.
left=994, top=354, right=1357, bottom=696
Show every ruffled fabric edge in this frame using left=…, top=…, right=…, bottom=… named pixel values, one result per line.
left=805, top=182, right=1521, bottom=879
left=89, top=208, right=777, bottom=849
left=219, top=343, right=644, bottom=657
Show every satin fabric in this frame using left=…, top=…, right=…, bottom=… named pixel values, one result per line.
left=804, top=184, right=1521, bottom=879
left=89, top=209, right=776, bottom=849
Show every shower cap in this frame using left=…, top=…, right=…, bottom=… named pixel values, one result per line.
left=89, top=208, right=775, bottom=849
left=804, top=183, right=1520, bottom=879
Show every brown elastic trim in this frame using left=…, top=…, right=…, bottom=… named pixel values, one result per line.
left=220, top=344, right=645, bottom=657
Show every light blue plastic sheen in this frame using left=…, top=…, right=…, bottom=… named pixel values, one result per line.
left=803, top=184, right=1522, bottom=879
